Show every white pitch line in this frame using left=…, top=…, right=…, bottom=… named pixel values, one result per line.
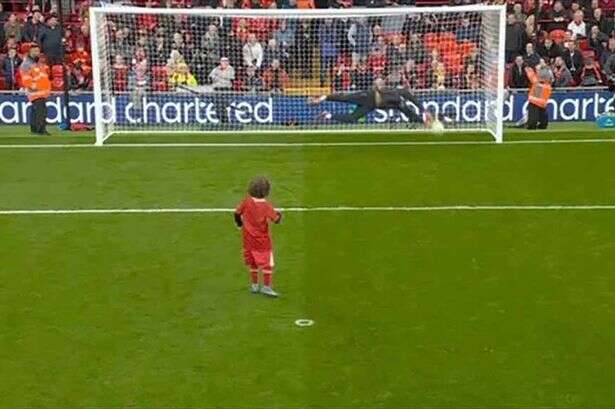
left=0, top=138, right=615, bottom=149
left=2, top=205, right=615, bottom=216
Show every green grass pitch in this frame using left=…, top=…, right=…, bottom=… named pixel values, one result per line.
left=1, top=123, right=615, bottom=408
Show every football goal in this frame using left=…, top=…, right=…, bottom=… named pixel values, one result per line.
left=89, top=4, right=506, bottom=145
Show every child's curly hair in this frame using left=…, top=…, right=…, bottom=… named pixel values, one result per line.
left=248, top=177, right=271, bottom=199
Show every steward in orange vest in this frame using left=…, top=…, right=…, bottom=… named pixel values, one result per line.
left=525, top=66, right=553, bottom=130
left=20, top=45, right=52, bottom=135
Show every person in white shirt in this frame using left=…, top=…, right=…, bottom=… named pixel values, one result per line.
left=243, top=33, right=264, bottom=69
left=567, top=11, right=586, bottom=40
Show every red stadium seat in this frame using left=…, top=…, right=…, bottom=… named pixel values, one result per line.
left=152, top=80, right=168, bottom=91
left=152, top=66, right=167, bottom=82
left=424, top=33, right=439, bottom=50
left=549, top=29, right=566, bottom=44
left=0, top=76, right=5, bottom=90
left=458, top=41, right=476, bottom=57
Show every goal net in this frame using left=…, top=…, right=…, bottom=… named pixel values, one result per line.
left=90, top=4, right=506, bottom=145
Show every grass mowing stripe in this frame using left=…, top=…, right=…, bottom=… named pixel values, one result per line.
left=3, top=205, right=615, bottom=215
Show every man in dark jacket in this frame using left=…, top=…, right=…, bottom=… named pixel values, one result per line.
left=537, top=36, right=563, bottom=63
left=23, top=11, right=44, bottom=43
left=505, top=13, right=525, bottom=63
left=562, top=40, right=584, bottom=75
left=39, top=14, right=64, bottom=64
left=510, top=55, right=529, bottom=88
left=2, top=47, right=22, bottom=90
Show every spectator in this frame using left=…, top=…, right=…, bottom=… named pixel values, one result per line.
left=295, top=21, right=315, bottom=78
left=407, top=33, right=426, bottom=64
left=110, top=28, right=132, bottom=61
left=243, top=65, right=263, bottom=93
left=603, top=51, right=615, bottom=77
left=387, top=34, right=406, bottom=73
left=39, top=15, right=64, bottom=65
left=70, top=42, right=90, bottom=70
left=332, top=57, right=351, bottom=91
left=505, top=13, right=525, bottom=63
left=367, top=46, right=387, bottom=77
left=464, top=63, right=479, bottom=89
left=112, top=54, right=128, bottom=70
left=601, top=38, right=615, bottom=68
left=456, top=16, right=478, bottom=42
left=169, top=62, right=198, bottom=89
left=296, top=0, right=315, bottom=7
left=262, top=58, right=289, bottom=93
left=263, top=38, right=283, bottom=69
left=273, top=20, right=295, bottom=55
left=150, top=32, right=171, bottom=66
left=209, top=56, right=235, bottom=90
left=513, top=3, right=527, bottom=23
left=4, top=13, right=23, bottom=42
left=548, top=1, right=571, bottom=21
left=23, top=11, right=45, bottom=43
left=243, top=33, right=264, bottom=69
left=318, top=18, right=338, bottom=86
left=172, top=32, right=191, bottom=61
left=588, top=25, right=608, bottom=56
left=552, top=55, right=574, bottom=86
left=524, top=43, right=541, bottom=67
left=76, top=23, right=90, bottom=52
left=128, top=53, right=149, bottom=105
left=567, top=11, right=587, bottom=39
left=351, top=60, right=374, bottom=90
left=575, top=58, right=604, bottom=85
left=69, top=63, right=91, bottom=90
left=2, top=47, right=22, bottom=90
left=510, top=55, right=529, bottom=87
left=537, top=36, right=563, bottom=63
left=562, top=40, right=584, bottom=74
left=166, top=49, right=184, bottom=77
left=400, top=59, right=419, bottom=89
left=348, top=18, right=372, bottom=66
left=592, top=8, right=614, bottom=38
left=433, top=61, right=446, bottom=90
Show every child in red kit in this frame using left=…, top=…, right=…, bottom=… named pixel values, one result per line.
left=234, top=177, right=282, bottom=297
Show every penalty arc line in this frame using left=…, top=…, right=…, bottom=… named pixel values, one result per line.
left=2, top=205, right=615, bottom=215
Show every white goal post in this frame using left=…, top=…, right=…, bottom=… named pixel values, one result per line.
left=90, top=4, right=506, bottom=145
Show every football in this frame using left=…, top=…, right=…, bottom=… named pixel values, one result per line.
left=430, top=119, right=445, bottom=134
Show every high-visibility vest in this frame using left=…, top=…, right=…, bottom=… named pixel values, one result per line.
left=20, top=59, right=52, bottom=102
left=525, top=67, right=552, bottom=109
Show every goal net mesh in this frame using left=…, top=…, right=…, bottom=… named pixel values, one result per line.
left=90, top=6, right=505, bottom=144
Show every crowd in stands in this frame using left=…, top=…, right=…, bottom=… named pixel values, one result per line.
left=1, top=0, right=614, bottom=93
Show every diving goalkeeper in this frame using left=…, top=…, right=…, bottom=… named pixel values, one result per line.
left=309, top=78, right=433, bottom=125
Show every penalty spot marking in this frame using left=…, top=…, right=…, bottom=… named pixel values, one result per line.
left=2, top=205, right=615, bottom=216
left=295, top=319, right=314, bottom=327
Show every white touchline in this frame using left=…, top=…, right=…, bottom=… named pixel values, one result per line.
left=0, top=138, right=615, bottom=149
left=2, top=205, right=615, bottom=215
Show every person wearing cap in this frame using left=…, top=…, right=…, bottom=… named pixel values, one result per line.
left=20, top=44, right=51, bottom=135
left=525, top=64, right=553, bottom=130
left=209, top=56, right=235, bottom=124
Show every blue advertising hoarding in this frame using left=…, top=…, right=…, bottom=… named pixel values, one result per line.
left=0, top=89, right=613, bottom=126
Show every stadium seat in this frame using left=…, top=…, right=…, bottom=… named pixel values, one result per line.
left=424, top=33, right=439, bottom=50
left=549, top=29, right=566, bottom=44
left=152, top=80, right=168, bottom=91
left=152, top=66, right=167, bottom=82
left=0, top=76, right=5, bottom=90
